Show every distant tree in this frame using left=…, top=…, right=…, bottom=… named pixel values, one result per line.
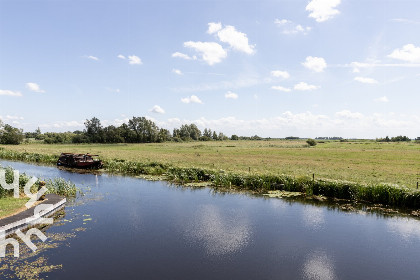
left=0, top=124, right=24, bottom=145
left=203, top=128, right=212, bottom=138
left=212, top=131, right=218, bottom=141
left=231, top=135, right=239, bottom=140
left=157, top=128, right=171, bottom=143
left=84, top=117, right=104, bottom=143
left=218, top=132, right=228, bottom=141
left=103, top=125, right=124, bottom=143
left=128, top=117, right=159, bottom=143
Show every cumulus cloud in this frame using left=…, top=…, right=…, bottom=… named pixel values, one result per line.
left=225, top=91, right=238, bottom=99
left=274, top=19, right=312, bottom=35
left=271, top=70, right=290, bottom=79
left=184, top=41, right=227, bottom=65
left=172, top=52, right=196, bottom=60
left=306, top=0, right=341, bottom=22
left=150, top=105, right=165, bottom=114
left=354, top=76, right=378, bottom=84
left=128, top=55, right=142, bottom=65
left=181, top=95, right=203, bottom=104
left=374, top=96, right=389, bottom=103
left=302, top=56, right=327, bottom=72
left=0, top=89, right=22, bottom=97
left=294, top=82, right=320, bottom=91
left=207, top=22, right=222, bottom=34
left=213, top=24, right=255, bottom=54
left=172, top=69, right=183, bottom=75
left=117, top=54, right=142, bottom=64
left=388, top=44, right=420, bottom=63
left=271, top=86, right=291, bottom=92
left=26, top=82, right=45, bottom=93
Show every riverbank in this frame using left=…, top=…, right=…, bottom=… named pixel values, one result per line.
left=0, top=165, right=79, bottom=219
left=1, top=141, right=420, bottom=209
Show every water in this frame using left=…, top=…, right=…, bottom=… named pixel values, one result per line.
left=1, top=160, right=420, bottom=280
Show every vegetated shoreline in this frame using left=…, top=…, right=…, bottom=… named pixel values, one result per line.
left=0, top=163, right=79, bottom=219
left=1, top=147, right=420, bottom=210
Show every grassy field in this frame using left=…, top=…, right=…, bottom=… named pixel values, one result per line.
left=1, top=140, right=419, bottom=188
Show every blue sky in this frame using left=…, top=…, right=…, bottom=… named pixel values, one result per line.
left=0, top=0, right=419, bottom=138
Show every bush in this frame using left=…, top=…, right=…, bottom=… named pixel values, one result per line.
left=306, top=139, right=317, bottom=146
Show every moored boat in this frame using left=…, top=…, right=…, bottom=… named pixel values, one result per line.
left=57, top=153, right=103, bottom=169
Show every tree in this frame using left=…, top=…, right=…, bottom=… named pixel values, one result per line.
left=231, top=134, right=239, bottom=140
left=0, top=124, right=24, bottom=145
left=212, top=131, right=218, bottom=140
left=128, top=117, right=159, bottom=143
left=84, top=117, right=104, bottom=143
left=203, top=128, right=212, bottom=138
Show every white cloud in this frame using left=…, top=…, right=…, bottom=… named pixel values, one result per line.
left=184, top=41, right=227, bottom=65
left=207, top=22, right=222, bottom=34
left=388, top=44, right=420, bottom=63
left=214, top=25, right=255, bottom=54
left=271, top=70, right=290, bottom=79
left=302, top=56, right=327, bottom=72
left=150, top=105, right=165, bottom=114
left=172, top=52, right=196, bottom=60
left=294, top=82, right=320, bottom=91
left=374, top=96, right=389, bottom=103
left=86, top=55, right=99, bottom=61
left=117, top=54, right=126, bottom=59
left=335, top=110, right=364, bottom=119
left=354, top=76, right=378, bottom=84
left=39, top=120, right=84, bottom=129
left=128, top=55, right=142, bottom=65
left=271, top=86, right=291, bottom=92
left=181, top=95, right=203, bottom=104
left=306, top=0, right=341, bottom=22
left=172, top=69, right=183, bottom=75
left=0, top=89, right=22, bottom=97
left=25, top=82, right=45, bottom=93
left=274, top=19, right=311, bottom=35
left=225, top=91, right=238, bottom=99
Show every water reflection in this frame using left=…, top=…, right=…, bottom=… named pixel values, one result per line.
left=303, top=206, right=325, bottom=230
left=387, top=218, right=420, bottom=240
left=302, top=250, right=337, bottom=280
left=184, top=204, right=252, bottom=256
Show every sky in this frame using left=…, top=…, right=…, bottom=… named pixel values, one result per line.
left=0, top=0, right=419, bottom=138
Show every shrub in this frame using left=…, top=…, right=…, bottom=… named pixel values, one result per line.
left=306, top=139, right=317, bottom=146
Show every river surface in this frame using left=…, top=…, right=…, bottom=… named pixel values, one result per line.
left=1, top=160, right=420, bottom=280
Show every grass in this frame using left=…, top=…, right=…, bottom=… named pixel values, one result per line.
left=0, top=140, right=420, bottom=208
left=0, top=196, right=28, bottom=219
left=0, top=165, right=79, bottom=219
left=1, top=140, right=419, bottom=187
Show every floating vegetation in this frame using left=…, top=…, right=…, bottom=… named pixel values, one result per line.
left=263, top=190, right=303, bottom=198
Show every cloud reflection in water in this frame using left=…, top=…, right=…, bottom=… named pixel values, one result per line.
left=184, top=204, right=252, bottom=256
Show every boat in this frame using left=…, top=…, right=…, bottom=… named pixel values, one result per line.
left=57, top=153, right=103, bottom=169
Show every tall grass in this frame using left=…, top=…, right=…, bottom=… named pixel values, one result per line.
left=0, top=164, right=78, bottom=198
left=1, top=148, right=420, bottom=208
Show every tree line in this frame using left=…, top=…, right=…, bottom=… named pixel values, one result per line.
left=4, top=117, right=238, bottom=144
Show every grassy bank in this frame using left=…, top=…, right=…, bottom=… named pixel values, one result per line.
left=0, top=140, right=419, bottom=208
left=0, top=165, right=78, bottom=219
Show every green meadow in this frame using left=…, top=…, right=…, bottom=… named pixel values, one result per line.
left=1, top=139, right=419, bottom=188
